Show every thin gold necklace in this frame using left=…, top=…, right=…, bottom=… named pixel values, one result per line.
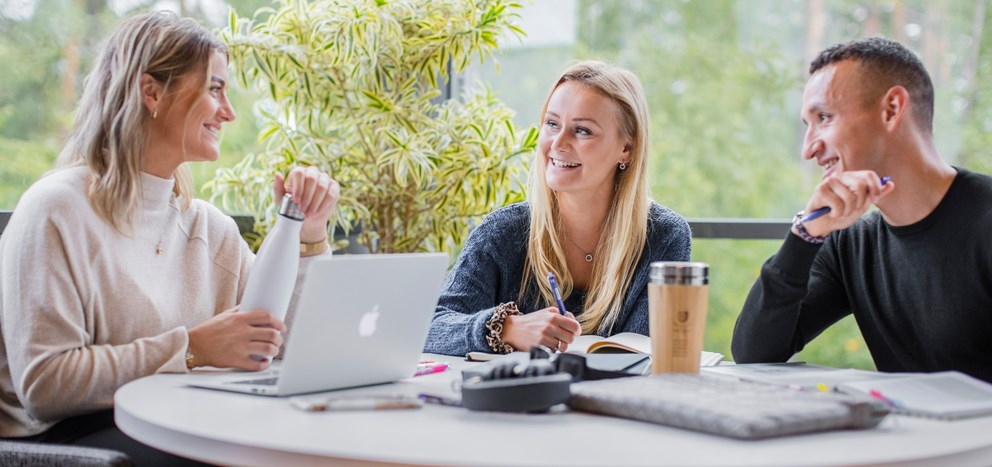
left=154, top=195, right=178, bottom=255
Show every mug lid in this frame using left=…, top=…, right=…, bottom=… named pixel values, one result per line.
left=650, top=262, right=709, bottom=284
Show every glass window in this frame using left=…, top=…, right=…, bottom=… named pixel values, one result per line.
left=0, top=0, right=266, bottom=209
left=460, top=0, right=992, bottom=367
left=3, top=0, right=989, bottom=369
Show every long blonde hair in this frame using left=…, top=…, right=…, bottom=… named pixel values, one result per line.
left=521, top=61, right=651, bottom=335
left=56, top=11, right=227, bottom=232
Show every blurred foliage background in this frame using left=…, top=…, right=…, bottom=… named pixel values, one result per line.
left=466, top=0, right=992, bottom=369
left=212, top=0, right=536, bottom=254
left=3, top=0, right=992, bottom=369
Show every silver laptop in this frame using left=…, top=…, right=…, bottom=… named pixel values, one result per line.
left=188, top=253, right=448, bottom=396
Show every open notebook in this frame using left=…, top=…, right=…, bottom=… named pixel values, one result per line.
left=703, top=364, right=992, bottom=421
left=567, top=332, right=725, bottom=367
left=836, top=371, right=992, bottom=420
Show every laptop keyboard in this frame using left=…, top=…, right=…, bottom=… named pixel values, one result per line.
left=231, top=377, right=279, bottom=386
left=568, top=374, right=889, bottom=439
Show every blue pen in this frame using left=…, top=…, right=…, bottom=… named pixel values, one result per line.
left=547, top=272, right=567, bottom=315
left=800, top=176, right=891, bottom=224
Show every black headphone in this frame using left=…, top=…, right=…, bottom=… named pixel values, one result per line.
left=460, top=346, right=635, bottom=413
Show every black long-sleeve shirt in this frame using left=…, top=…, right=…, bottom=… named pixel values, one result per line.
left=733, top=168, right=992, bottom=382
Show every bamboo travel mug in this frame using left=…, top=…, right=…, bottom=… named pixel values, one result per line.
left=648, top=262, right=709, bottom=374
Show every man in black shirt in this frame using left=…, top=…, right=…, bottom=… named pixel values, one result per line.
left=732, top=37, right=992, bottom=383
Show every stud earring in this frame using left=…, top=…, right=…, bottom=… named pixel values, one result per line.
left=618, top=162, right=627, bottom=171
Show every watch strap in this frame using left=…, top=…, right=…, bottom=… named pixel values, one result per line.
left=792, top=211, right=827, bottom=244
left=300, top=239, right=330, bottom=257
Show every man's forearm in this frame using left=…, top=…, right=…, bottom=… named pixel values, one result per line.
left=731, top=234, right=824, bottom=363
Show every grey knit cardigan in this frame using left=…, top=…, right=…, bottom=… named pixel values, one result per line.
left=424, top=202, right=691, bottom=356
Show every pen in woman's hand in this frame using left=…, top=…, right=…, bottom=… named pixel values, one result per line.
left=800, top=176, right=892, bottom=224
left=547, top=272, right=567, bottom=315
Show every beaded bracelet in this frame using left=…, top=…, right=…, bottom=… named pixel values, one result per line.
left=485, top=302, right=522, bottom=354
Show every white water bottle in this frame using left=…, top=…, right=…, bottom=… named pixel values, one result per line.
left=239, top=194, right=304, bottom=322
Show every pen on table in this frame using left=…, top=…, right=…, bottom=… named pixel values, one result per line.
left=464, top=351, right=499, bottom=362
left=547, top=272, right=567, bottom=315
left=784, top=382, right=830, bottom=392
left=800, top=176, right=892, bottom=224
left=290, top=395, right=422, bottom=412
left=418, top=393, right=463, bottom=407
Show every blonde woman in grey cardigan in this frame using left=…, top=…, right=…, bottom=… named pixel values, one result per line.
left=426, top=61, right=691, bottom=357
left=0, top=12, right=338, bottom=463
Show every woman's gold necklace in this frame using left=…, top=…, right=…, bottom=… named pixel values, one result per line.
left=154, top=195, right=178, bottom=255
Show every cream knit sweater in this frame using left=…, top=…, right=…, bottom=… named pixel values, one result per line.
left=0, top=166, right=321, bottom=437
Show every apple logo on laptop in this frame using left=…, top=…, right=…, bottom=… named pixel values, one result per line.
left=359, top=305, right=380, bottom=337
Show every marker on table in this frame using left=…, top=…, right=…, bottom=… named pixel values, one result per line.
left=547, top=272, right=567, bottom=315
left=868, top=389, right=902, bottom=408
left=800, top=176, right=892, bottom=224
left=414, top=361, right=449, bottom=376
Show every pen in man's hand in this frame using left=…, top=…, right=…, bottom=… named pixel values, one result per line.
left=800, top=176, right=892, bottom=224
left=547, top=272, right=567, bottom=315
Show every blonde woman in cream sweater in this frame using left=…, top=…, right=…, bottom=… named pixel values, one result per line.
left=0, top=12, right=339, bottom=463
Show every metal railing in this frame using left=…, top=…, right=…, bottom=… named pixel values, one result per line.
left=1, top=210, right=790, bottom=241
left=686, top=218, right=790, bottom=240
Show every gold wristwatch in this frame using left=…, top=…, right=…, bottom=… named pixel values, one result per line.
left=185, top=347, right=197, bottom=370
left=300, top=239, right=329, bottom=256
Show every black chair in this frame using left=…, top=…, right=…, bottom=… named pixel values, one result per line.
left=0, top=439, right=132, bottom=466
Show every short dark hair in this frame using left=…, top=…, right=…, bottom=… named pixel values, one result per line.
left=810, top=37, right=934, bottom=133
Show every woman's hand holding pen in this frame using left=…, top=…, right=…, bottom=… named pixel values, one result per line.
left=274, top=166, right=341, bottom=244
left=502, top=309, right=581, bottom=352
left=188, top=307, right=287, bottom=371
left=798, top=170, right=895, bottom=238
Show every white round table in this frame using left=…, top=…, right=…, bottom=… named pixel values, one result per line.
left=115, top=355, right=992, bottom=467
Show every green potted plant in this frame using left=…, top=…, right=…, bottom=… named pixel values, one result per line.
left=210, top=0, right=537, bottom=253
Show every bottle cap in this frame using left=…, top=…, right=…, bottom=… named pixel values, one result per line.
left=279, top=194, right=305, bottom=221
left=649, top=262, right=709, bottom=285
